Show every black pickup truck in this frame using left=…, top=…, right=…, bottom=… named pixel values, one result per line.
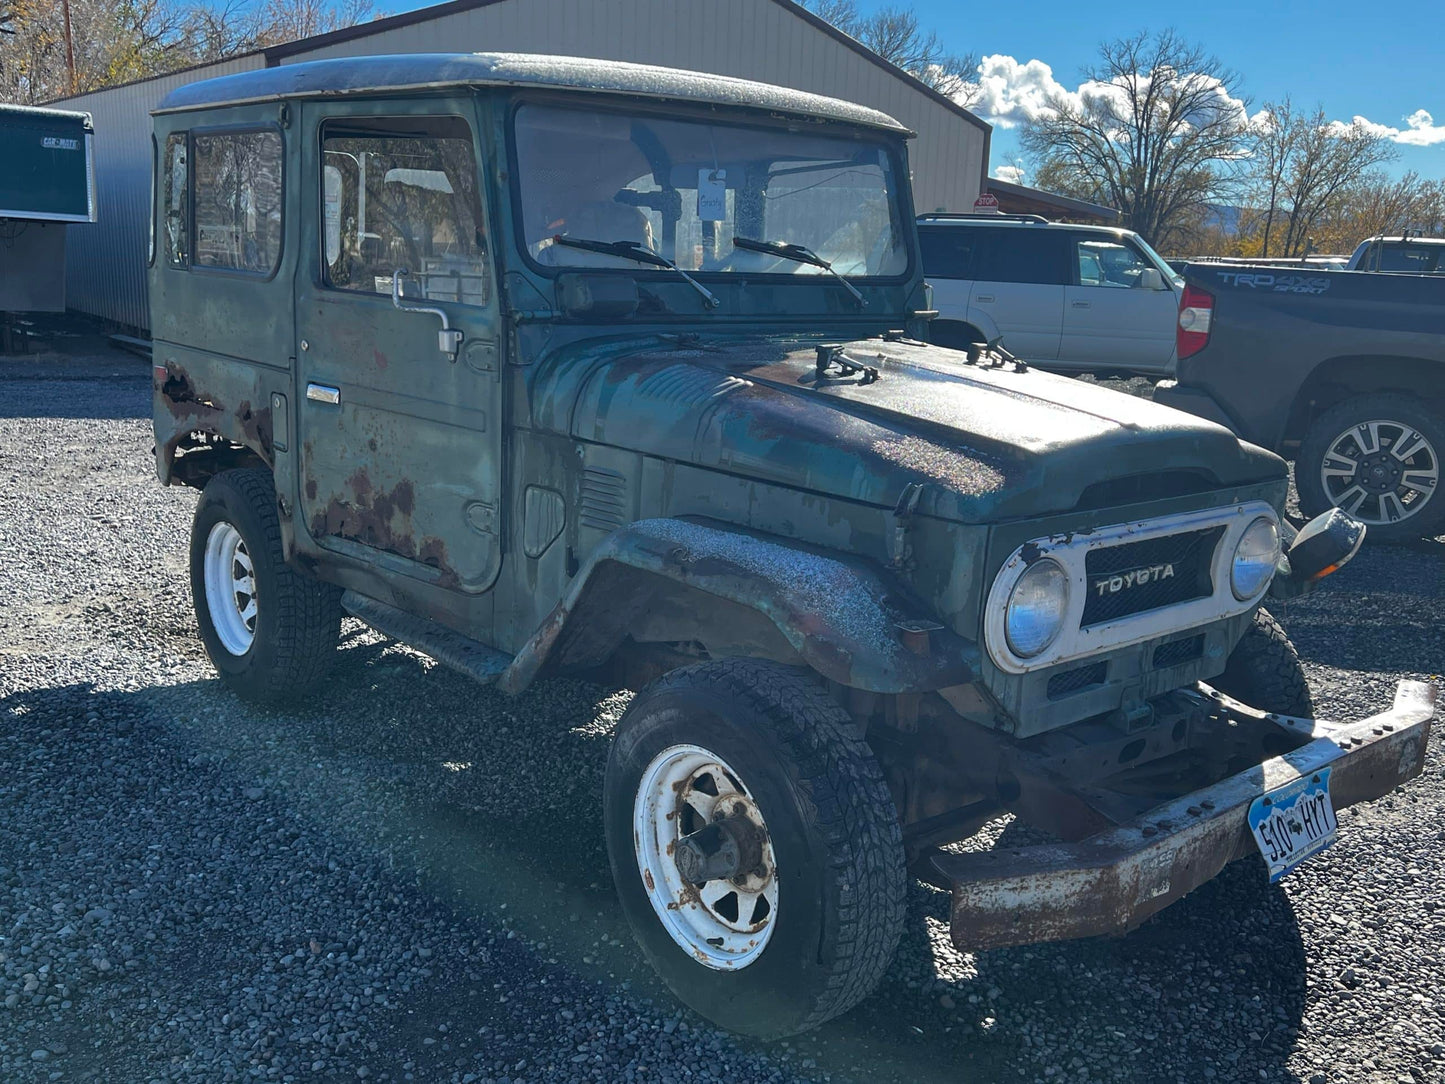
left=1155, top=263, right=1445, bottom=541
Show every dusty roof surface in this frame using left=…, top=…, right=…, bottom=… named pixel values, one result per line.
left=152, top=51, right=911, bottom=132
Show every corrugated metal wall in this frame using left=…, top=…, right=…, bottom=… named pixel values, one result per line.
left=48, top=0, right=986, bottom=330
left=285, top=0, right=986, bottom=215
left=50, top=56, right=265, bottom=329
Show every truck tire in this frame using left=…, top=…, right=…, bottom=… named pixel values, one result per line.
left=603, top=659, right=906, bottom=1038
left=190, top=468, right=342, bottom=703
left=1297, top=394, right=1445, bottom=543
left=1212, top=608, right=1313, bottom=718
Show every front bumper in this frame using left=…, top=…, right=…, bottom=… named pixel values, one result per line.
left=934, top=680, right=1435, bottom=950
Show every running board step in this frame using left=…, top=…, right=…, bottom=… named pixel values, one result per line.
left=341, top=590, right=512, bottom=685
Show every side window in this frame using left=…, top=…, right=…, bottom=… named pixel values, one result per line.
left=918, top=228, right=979, bottom=279
left=970, top=228, right=1069, bottom=286
left=193, top=129, right=283, bottom=274
left=163, top=133, right=189, bottom=267
left=320, top=116, right=489, bottom=305
left=1074, top=238, right=1153, bottom=288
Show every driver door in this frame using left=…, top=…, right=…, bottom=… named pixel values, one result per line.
left=293, top=100, right=504, bottom=594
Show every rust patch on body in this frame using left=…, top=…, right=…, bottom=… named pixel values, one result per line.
left=235, top=399, right=273, bottom=457
left=307, top=472, right=452, bottom=580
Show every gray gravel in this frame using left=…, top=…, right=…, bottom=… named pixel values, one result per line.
left=1, top=350, right=1442, bottom=1084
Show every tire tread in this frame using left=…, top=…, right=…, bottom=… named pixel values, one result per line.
left=640, top=659, right=906, bottom=1035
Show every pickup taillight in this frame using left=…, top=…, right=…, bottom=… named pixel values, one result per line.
left=1177, top=285, right=1214, bottom=359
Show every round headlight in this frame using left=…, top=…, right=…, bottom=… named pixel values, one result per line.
left=1005, top=558, right=1070, bottom=658
left=1231, top=517, right=1279, bottom=600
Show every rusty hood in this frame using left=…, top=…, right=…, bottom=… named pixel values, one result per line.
left=554, top=336, right=1284, bottom=522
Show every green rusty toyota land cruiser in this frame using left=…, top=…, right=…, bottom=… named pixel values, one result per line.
left=150, top=53, right=1434, bottom=1038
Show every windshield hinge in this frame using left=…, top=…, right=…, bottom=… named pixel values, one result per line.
left=815, top=344, right=879, bottom=385
left=891, top=482, right=926, bottom=570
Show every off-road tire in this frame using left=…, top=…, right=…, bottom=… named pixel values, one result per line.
left=1296, top=394, right=1445, bottom=543
left=190, top=468, right=341, bottom=703
left=1212, top=608, right=1313, bottom=717
left=603, top=659, right=906, bottom=1039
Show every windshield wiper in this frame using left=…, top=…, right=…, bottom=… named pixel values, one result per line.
left=731, top=236, right=867, bottom=307
left=551, top=235, right=719, bottom=309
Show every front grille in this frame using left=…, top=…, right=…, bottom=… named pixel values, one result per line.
left=1153, top=634, right=1205, bottom=669
left=1046, top=662, right=1108, bottom=699
left=1081, top=527, right=1224, bottom=627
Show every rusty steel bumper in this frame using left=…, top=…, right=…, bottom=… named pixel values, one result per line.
left=934, top=680, right=1436, bottom=952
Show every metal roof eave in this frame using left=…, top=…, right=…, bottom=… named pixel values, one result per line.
left=150, top=51, right=913, bottom=135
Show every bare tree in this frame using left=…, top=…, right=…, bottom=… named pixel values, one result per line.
left=799, top=0, right=978, bottom=103
left=1247, top=99, right=1397, bottom=256
left=182, top=0, right=266, bottom=62
left=255, top=0, right=374, bottom=45
left=1021, top=30, right=1253, bottom=249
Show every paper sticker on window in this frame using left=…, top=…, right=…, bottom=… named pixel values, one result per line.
left=698, top=169, right=727, bottom=222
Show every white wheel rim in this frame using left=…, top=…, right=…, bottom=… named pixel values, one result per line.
left=633, top=744, right=778, bottom=970
left=204, top=520, right=258, bottom=656
left=1319, top=418, right=1439, bottom=527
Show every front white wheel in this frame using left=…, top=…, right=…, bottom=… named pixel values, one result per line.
left=633, top=744, right=778, bottom=970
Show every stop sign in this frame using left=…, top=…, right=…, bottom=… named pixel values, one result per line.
left=973, top=193, right=1001, bottom=213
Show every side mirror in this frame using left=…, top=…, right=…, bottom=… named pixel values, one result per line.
left=1137, top=267, right=1165, bottom=291
left=1269, top=507, right=1366, bottom=599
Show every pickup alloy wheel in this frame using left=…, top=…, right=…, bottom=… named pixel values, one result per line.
left=603, top=658, right=906, bottom=1038
left=1299, top=395, right=1444, bottom=542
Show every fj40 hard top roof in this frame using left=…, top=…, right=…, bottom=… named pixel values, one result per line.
left=152, top=51, right=912, bottom=135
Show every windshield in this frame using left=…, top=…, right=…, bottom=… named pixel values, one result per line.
left=512, top=103, right=910, bottom=278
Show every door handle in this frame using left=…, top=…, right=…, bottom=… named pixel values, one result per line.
left=974, top=294, right=994, bottom=303
left=306, top=383, right=340, bottom=405
left=1071, top=300, right=1092, bottom=308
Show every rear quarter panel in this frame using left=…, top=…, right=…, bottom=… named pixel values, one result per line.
left=1176, top=265, right=1445, bottom=450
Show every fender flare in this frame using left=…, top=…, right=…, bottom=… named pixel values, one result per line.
left=498, top=517, right=978, bottom=696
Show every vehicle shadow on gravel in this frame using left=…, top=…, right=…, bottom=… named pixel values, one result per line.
left=812, top=826, right=1309, bottom=1084
left=0, top=634, right=1310, bottom=1084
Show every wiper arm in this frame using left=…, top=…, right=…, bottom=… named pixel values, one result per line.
left=551, top=235, right=719, bottom=309
left=731, top=236, right=867, bottom=307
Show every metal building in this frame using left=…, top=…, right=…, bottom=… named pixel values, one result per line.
left=50, top=0, right=990, bottom=331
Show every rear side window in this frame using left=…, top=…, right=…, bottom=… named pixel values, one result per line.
left=919, top=228, right=984, bottom=278
left=162, top=133, right=189, bottom=267
left=970, top=228, right=1069, bottom=286
left=192, top=129, right=283, bottom=274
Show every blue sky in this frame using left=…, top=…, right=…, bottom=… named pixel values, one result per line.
left=906, top=0, right=1445, bottom=182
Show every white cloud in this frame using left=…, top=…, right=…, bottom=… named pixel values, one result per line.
left=959, top=55, right=1076, bottom=128
left=957, top=54, right=1253, bottom=134
left=991, top=164, right=1026, bottom=184
left=957, top=54, right=1439, bottom=152
left=1336, top=109, right=1445, bottom=146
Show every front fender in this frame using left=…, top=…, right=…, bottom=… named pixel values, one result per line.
left=497, top=517, right=978, bottom=696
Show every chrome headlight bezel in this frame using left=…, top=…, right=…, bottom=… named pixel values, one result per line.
left=1230, top=516, right=1280, bottom=600
left=1003, top=558, right=1070, bottom=658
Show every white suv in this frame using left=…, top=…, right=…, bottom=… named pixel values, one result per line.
left=919, top=214, right=1183, bottom=376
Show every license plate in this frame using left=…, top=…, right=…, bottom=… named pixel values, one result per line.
left=1247, top=767, right=1337, bottom=882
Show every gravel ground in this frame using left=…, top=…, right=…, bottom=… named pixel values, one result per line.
left=1, top=350, right=1441, bottom=1084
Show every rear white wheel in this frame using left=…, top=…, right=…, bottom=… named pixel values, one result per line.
left=190, top=469, right=341, bottom=702
left=203, top=521, right=258, bottom=657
